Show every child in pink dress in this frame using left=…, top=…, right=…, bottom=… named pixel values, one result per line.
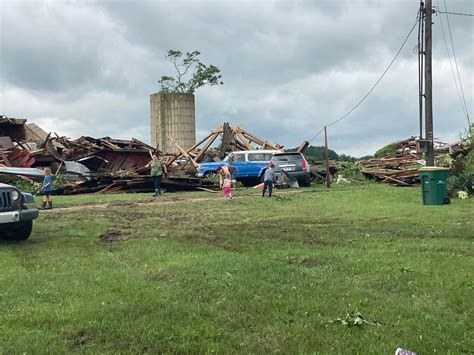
left=223, top=175, right=232, bottom=199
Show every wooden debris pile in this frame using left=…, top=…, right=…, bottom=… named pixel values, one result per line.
left=162, top=122, right=283, bottom=175
left=357, top=136, right=471, bottom=186
left=358, top=156, right=422, bottom=186
left=0, top=118, right=283, bottom=194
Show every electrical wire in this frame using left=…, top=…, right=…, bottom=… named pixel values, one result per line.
left=436, top=10, right=474, bottom=17
left=442, top=0, right=471, bottom=125
left=307, top=15, right=420, bottom=143
left=435, top=0, right=469, bottom=120
left=307, top=127, right=324, bottom=142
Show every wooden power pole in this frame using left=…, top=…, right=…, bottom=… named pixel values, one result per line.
left=424, top=0, right=435, bottom=166
left=324, top=126, right=331, bottom=188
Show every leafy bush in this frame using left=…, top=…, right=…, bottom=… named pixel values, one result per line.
left=447, top=126, right=473, bottom=195
left=7, top=178, right=41, bottom=194
left=52, top=174, right=67, bottom=190
left=446, top=172, right=474, bottom=196
left=435, top=154, right=453, bottom=167
left=336, top=162, right=366, bottom=181
left=203, top=173, right=220, bottom=185
left=374, top=143, right=397, bottom=158
left=8, top=174, right=66, bottom=194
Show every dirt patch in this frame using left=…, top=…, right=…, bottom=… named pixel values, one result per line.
left=108, top=201, right=140, bottom=207
left=47, top=189, right=315, bottom=213
left=64, top=329, right=91, bottom=351
left=97, top=228, right=126, bottom=244
left=302, top=235, right=334, bottom=245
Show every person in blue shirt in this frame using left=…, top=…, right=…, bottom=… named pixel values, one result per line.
left=40, top=167, right=53, bottom=209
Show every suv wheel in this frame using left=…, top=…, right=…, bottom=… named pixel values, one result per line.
left=301, top=174, right=312, bottom=187
left=3, top=221, right=33, bottom=241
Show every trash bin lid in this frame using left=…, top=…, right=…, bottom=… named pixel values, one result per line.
left=418, top=167, right=450, bottom=171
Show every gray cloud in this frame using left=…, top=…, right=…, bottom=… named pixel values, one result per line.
left=1, top=0, right=472, bottom=156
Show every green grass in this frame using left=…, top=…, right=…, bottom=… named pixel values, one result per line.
left=1, top=184, right=472, bottom=353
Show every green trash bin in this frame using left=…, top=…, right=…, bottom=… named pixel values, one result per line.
left=419, top=167, right=450, bottom=205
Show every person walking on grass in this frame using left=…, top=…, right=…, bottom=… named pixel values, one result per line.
left=262, top=162, right=276, bottom=198
left=148, top=154, right=167, bottom=197
left=40, top=167, right=53, bottom=209
left=223, top=173, right=232, bottom=200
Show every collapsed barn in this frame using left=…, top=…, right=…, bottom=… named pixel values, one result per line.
left=0, top=117, right=285, bottom=194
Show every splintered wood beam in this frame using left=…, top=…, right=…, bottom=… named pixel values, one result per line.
left=297, top=140, right=309, bottom=153
left=212, top=126, right=224, bottom=134
left=186, top=132, right=214, bottom=154
left=241, top=130, right=279, bottom=150
left=383, top=175, right=410, bottom=186
left=242, top=132, right=264, bottom=146
left=236, top=132, right=253, bottom=150
left=233, top=141, right=247, bottom=151
left=185, top=125, right=224, bottom=155
left=165, top=152, right=183, bottom=167
left=164, top=156, right=172, bottom=166
left=170, top=138, right=199, bottom=170
left=194, top=132, right=220, bottom=162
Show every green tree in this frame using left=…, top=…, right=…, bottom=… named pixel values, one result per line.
left=158, top=50, right=223, bottom=94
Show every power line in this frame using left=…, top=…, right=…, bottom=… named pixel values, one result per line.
left=442, top=0, right=471, bottom=125
left=307, top=127, right=324, bottom=142
left=308, top=15, right=420, bottom=143
left=435, top=0, right=468, bottom=120
left=436, top=10, right=474, bottom=17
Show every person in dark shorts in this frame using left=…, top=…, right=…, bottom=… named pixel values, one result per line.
left=40, top=167, right=53, bottom=209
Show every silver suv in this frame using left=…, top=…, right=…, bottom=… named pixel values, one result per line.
left=271, top=152, right=311, bottom=187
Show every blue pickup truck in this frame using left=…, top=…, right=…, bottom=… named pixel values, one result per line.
left=197, top=150, right=280, bottom=180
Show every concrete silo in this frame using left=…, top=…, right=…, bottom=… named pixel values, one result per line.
left=150, top=93, right=196, bottom=154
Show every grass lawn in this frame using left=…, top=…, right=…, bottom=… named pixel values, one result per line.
left=0, top=184, right=472, bottom=353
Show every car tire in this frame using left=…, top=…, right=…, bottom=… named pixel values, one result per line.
left=300, top=174, right=312, bottom=187
left=3, top=221, right=33, bottom=241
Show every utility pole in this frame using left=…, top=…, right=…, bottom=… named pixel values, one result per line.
left=424, top=0, right=435, bottom=166
left=324, top=126, right=331, bottom=188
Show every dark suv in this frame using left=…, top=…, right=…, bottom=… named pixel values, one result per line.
left=0, top=183, right=39, bottom=240
left=271, top=152, right=311, bottom=187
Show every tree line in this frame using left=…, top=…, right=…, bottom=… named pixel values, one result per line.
left=289, top=146, right=373, bottom=162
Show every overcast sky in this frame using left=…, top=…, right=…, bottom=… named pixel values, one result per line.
left=1, top=0, right=473, bottom=156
